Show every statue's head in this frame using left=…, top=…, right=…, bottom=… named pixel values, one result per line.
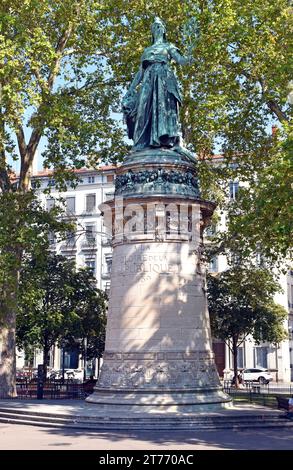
left=151, top=17, right=166, bottom=43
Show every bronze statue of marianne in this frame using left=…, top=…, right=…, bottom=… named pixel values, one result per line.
left=122, top=17, right=193, bottom=154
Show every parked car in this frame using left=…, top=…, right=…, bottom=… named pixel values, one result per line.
left=48, top=368, right=84, bottom=382
left=241, top=368, right=273, bottom=385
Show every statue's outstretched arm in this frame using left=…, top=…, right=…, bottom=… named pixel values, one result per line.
left=169, top=45, right=194, bottom=66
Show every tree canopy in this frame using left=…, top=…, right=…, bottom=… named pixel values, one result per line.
left=17, top=253, right=107, bottom=377
left=207, top=266, right=288, bottom=386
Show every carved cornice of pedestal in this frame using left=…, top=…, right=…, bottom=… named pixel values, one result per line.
left=104, top=351, right=214, bottom=361
left=104, top=196, right=215, bottom=220
left=100, top=196, right=215, bottom=247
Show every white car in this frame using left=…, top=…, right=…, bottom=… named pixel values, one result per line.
left=241, top=368, right=273, bottom=385
left=48, top=368, right=84, bottom=382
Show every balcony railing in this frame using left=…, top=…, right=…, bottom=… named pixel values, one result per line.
left=101, top=235, right=111, bottom=246
left=82, top=208, right=99, bottom=215
left=81, top=238, right=97, bottom=249
left=60, top=238, right=76, bottom=250
left=101, top=271, right=111, bottom=279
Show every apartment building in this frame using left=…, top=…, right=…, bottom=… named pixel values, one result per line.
left=16, top=166, right=116, bottom=374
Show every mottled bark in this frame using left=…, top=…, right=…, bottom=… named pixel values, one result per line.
left=0, top=316, right=17, bottom=398
left=0, top=250, right=21, bottom=398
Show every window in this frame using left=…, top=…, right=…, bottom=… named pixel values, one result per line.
left=31, top=179, right=41, bottom=189
left=48, top=231, right=56, bottom=246
left=85, top=258, right=95, bottom=274
left=48, top=178, right=55, bottom=187
left=85, top=225, right=95, bottom=241
left=88, top=176, right=95, bottom=184
left=209, top=256, right=218, bottom=273
left=229, top=162, right=238, bottom=170
left=65, top=231, right=76, bottom=247
left=62, top=349, right=79, bottom=369
left=256, top=251, right=266, bottom=267
left=229, top=181, right=239, bottom=200
left=254, top=347, right=268, bottom=369
left=46, top=198, right=55, bottom=211
left=104, top=192, right=114, bottom=201
left=86, top=194, right=96, bottom=212
left=65, top=197, right=75, bottom=215
left=107, top=174, right=114, bottom=183
left=230, top=253, right=241, bottom=266
left=104, top=281, right=111, bottom=294
left=237, top=347, right=244, bottom=369
left=105, top=255, right=112, bottom=274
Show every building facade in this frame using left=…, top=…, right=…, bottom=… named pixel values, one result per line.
left=16, top=166, right=116, bottom=375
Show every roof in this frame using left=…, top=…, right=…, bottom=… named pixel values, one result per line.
left=31, top=165, right=118, bottom=178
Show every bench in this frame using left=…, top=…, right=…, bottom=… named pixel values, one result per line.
left=276, top=396, right=291, bottom=411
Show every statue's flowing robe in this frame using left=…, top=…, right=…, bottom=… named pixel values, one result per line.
left=129, top=44, right=183, bottom=149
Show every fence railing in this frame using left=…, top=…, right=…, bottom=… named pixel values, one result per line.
left=0, top=378, right=97, bottom=400
left=223, top=380, right=292, bottom=395
left=222, top=380, right=293, bottom=408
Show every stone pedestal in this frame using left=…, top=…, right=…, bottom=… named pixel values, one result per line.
left=87, top=148, right=231, bottom=412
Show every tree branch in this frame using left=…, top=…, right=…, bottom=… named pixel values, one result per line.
left=58, top=78, right=123, bottom=98
left=237, top=335, right=248, bottom=347
left=238, top=64, right=289, bottom=124
left=17, top=126, right=31, bottom=191
left=0, top=118, right=11, bottom=192
left=48, top=24, right=74, bottom=90
left=224, top=339, right=233, bottom=354
left=259, top=77, right=289, bottom=123
left=266, top=99, right=289, bottom=123
left=19, top=25, right=75, bottom=191
left=16, top=126, right=27, bottom=161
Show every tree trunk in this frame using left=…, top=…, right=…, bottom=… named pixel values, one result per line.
left=232, top=337, right=239, bottom=389
left=0, top=316, right=17, bottom=398
left=42, top=343, right=50, bottom=380
left=83, top=337, right=87, bottom=382
left=0, top=263, right=20, bottom=398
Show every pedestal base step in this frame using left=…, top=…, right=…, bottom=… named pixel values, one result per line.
left=0, top=401, right=292, bottom=431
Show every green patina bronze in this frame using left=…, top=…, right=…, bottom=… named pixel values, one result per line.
left=115, top=168, right=200, bottom=198
left=117, top=18, right=199, bottom=200
left=122, top=17, right=193, bottom=156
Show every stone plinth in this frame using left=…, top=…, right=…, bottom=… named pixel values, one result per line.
left=87, top=149, right=231, bottom=412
